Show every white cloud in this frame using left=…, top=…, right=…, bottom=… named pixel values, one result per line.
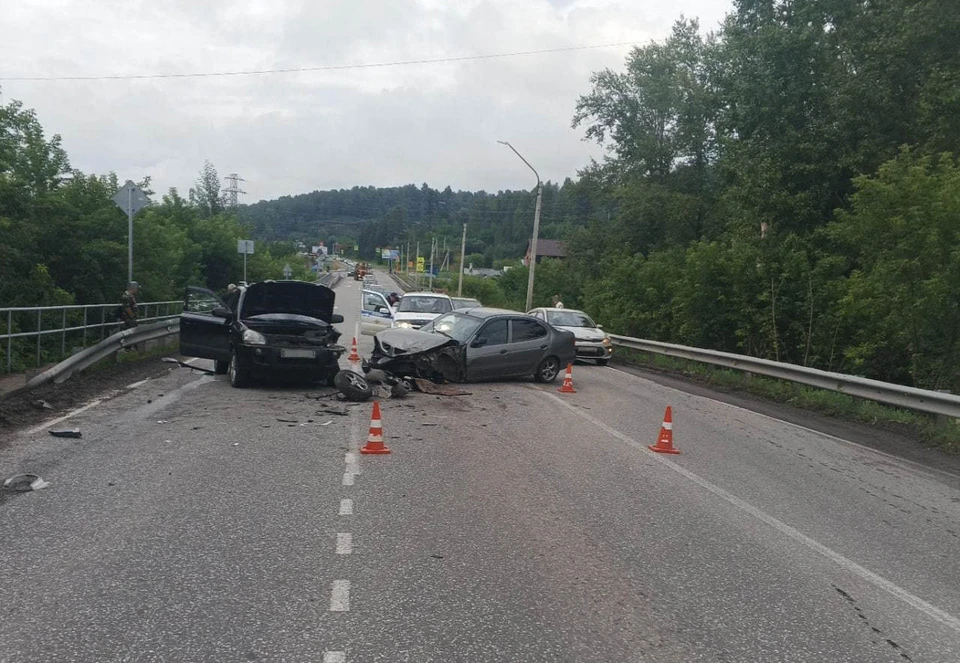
left=1, top=0, right=732, bottom=202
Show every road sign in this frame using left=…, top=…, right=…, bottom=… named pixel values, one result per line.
left=416, top=257, right=425, bottom=273
left=112, top=180, right=151, bottom=215
left=283, top=264, right=293, bottom=278
left=237, top=240, right=255, bottom=254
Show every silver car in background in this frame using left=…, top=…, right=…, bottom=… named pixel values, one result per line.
left=528, top=307, right=613, bottom=365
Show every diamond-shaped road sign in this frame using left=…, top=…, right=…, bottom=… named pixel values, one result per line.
left=112, top=180, right=151, bottom=215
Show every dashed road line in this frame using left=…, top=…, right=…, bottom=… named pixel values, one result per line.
left=541, top=388, right=960, bottom=635
left=24, top=399, right=103, bottom=435
left=339, top=498, right=353, bottom=515
left=323, top=653, right=346, bottom=663
left=330, top=580, right=351, bottom=611
left=336, top=533, right=353, bottom=555
left=342, top=472, right=355, bottom=486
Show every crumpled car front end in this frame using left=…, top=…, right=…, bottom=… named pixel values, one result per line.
left=370, top=328, right=465, bottom=383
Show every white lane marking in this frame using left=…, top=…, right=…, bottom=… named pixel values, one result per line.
left=330, top=580, right=350, bottom=611
left=25, top=399, right=103, bottom=435
left=541, top=389, right=960, bottom=635
left=336, top=533, right=353, bottom=555
left=323, top=653, right=346, bottom=663
left=125, top=378, right=149, bottom=389
left=342, top=472, right=355, bottom=486
left=608, top=366, right=960, bottom=481
left=339, top=498, right=353, bottom=516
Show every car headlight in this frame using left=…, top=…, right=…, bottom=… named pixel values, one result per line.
left=602, top=337, right=612, bottom=346
left=395, top=321, right=413, bottom=329
left=242, top=329, right=267, bottom=345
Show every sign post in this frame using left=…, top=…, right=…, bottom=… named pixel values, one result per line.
left=237, top=239, right=255, bottom=283
left=112, top=180, right=151, bottom=283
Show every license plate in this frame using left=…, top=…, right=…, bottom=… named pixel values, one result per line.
left=280, top=349, right=316, bottom=359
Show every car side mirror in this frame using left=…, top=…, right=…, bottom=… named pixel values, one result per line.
left=376, top=306, right=389, bottom=314
left=212, top=306, right=232, bottom=319
left=471, top=337, right=488, bottom=348
left=331, top=313, right=345, bottom=324
left=597, top=324, right=603, bottom=329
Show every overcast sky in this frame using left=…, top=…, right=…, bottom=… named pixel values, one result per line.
left=2, top=0, right=731, bottom=203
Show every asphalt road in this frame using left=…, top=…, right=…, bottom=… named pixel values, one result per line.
left=2, top=271, right=959, bottom=662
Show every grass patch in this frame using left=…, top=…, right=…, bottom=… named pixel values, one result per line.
left=614, top=347, right=960, bottom=454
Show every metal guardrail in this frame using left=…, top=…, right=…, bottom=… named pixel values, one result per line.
left=11, top=319, right=181, bottom=395
left=609, top=335, right=960, bottom=419
left=1, top=300, right=183, bottom=373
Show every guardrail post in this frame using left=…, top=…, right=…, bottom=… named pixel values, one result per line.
left=61, top=308, right=67, bottom=359
left=82, top=308, right=87, bottom=347
left=6, top=310, right=12, bottom=373
left=36, top=309, right=42, bottom=367
left=100, top=307, right=106, bottom=341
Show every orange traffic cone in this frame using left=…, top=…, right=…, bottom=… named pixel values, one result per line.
left=557, top=363, right=577, bottom=394
left=360, top=401, right=390, bottom=455
left=348, top=337, right=360, bottom=362
left=649, top=406, right=680, bottom=454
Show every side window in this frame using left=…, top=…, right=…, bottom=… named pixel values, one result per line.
left=363, top=294, right=388, bottom=312
left=511, top=319, right=548, bottom=342
left=477, top=319, right=508, bottom=346
left=185, top=288, right=222, bottom=314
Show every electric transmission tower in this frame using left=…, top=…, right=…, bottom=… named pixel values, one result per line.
left=223, top=173, right=246, bottom=207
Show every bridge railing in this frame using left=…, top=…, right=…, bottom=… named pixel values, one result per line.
left=1, top=301, right=183, bottom=373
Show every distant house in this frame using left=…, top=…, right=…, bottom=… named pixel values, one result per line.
left=523, top=239, right=566, bottom=266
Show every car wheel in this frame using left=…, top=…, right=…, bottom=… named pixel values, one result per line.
left=228, top=349, right=250, bottom=388
left=214, top=359, right=229, bottom=375
left=534, top=356, right=561, bottom=383
left=596, top=358, right=609, bottom=367
left=334, top=370, right=373, bottom=402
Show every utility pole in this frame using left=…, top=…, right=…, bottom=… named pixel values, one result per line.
left=498, top=141, right=542, bottom=311
left=428, top=237, right=436, bottom=290
left=416, top=241, right=421, bottom=289
left=458, top=223, right=467, bottom=296
left=223, top=173, right=246, bottom=207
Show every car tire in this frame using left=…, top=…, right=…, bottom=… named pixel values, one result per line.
left=228, top=349, right=250, bottom=388
left=534, top=356, right=561, bottom=383
left=334, top=370, right=373, bottom=402
left=214, top=359, right=229, bottom=375
left=596, top=358, right=609, bottom=367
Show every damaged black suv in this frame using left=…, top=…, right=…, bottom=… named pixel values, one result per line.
left=180, top=280, right=345, bottom=388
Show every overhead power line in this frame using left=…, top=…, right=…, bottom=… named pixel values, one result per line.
left=2, top=41, right=640, bottom=82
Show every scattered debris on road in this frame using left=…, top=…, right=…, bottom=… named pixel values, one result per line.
left=49, top=428, right=82, bottom=438
left=2, top=474, right=51, bottom=492
left=33, top=400, right=53, bottom=410
left=276, top=417, right=298, bottom=423
left=160, top=357, right=216, bottom=375
left=320, top=420, right=333, bottom=426
left=414, top=379, right=472, bottom=396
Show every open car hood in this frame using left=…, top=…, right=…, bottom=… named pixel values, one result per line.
left=375, top=328, right=457, bottom=356
left=240, top=281, right=336, bottom=323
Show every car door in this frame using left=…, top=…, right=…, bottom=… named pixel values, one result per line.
left=507, top=318, right=551, bottom=375
left=179, top=286, right=232, bottom=361
left=360, top=291, right=394, bottom=335
left=464, top=318, right=509, bottom=380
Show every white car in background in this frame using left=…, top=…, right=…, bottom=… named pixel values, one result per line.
left=360, top=288, right=396, bottom=336
left=528, top=307, right=613, bottom=365
left=393, top=292, right=454, bottom=330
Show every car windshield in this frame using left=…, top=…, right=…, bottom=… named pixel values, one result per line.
left=398, top=296, right=452, bottom=314
left=452, top=298, right=481, bottom=309
left=421, top=312, right=483, bottom=343
left=546, top=310, right=596, bottom=327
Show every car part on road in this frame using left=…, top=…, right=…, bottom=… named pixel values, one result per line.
left=49, top=428, right=82, bottom=438
left=160, top=357, right=217, bottom=375
left=2, top=474, right=51, bottom=492
left=334, top=370, right=373, bottom=402
left=413, top=379, right=472, bottom=396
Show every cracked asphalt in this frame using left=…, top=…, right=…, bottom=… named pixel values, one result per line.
left=2, top=271, right=959, bottom=662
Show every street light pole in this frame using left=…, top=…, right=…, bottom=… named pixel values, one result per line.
left=498, top=141, right=541, bottom=312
